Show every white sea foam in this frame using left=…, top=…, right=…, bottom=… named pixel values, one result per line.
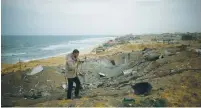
left=40, top=37, right=115, bottom=51
left=40, top=44, right=68, bottom=51
left=2, top=52, right=26, bottom=57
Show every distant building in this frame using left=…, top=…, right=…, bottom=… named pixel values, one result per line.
left=181, top=34, right=193, bottom=40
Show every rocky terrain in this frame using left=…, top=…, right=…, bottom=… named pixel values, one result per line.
left=1, top=33, right=201, bottom=107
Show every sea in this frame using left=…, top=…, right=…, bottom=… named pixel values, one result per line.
left=1, top=35, right=116, bottom=64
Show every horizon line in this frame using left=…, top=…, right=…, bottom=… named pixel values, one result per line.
left=2, top=32, right=201, bottom=36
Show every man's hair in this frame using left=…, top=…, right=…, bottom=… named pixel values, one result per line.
left=73, top=49, right=79, bottom=54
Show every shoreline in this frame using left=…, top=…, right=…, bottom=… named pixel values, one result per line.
left=1, top=39, right=112, bottom=75
left=1, top=42, right=181, bottom=75
left=3, top=33, right=197, bottom=75
left=2, top=35, right=116, bottom=65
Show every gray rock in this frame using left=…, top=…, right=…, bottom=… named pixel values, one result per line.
left=122, top=68, right=133, bottom=75
left=27, top=65, right=43, bottom=76
left=195, top=49, right=201, bottom=55
left=145, top=53, right=160, bottom=61
left=164, top=50, right=174, bottom=56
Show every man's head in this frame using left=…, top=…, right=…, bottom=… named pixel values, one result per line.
left=72, top=49, right=79, bottom=59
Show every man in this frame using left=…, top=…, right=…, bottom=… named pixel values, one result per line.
left=65, top=49, right=82, bottom=99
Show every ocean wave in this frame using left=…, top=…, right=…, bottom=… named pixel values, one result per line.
left=69, top=37, right=114, bottom=44
left=22, top=51, right=72, bottom=62
left=40, top=44, right=68, bottom=51
left=2, top=52, right=26, bottom=57
left=40, top=37, right=115, bottom=51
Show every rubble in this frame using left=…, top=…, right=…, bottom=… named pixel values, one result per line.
left=99, top=73, right=106, bottom=77
left=195, top=49, right=201, bottom=55
left=23, top=89, right=42, bottom=99
left=122, top=68, right=133, bottom=75
left=41, top=91, right=51, bottom=97
left=164, top=50, right=174, bottom=56
left=27, top=65, right=43, bottom=75
left=144, top=53, right=161, bottom=61
left=62, top=83, right=67, bottom=90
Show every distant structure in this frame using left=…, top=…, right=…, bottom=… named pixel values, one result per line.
left=181, top=33, right=193, bottom=40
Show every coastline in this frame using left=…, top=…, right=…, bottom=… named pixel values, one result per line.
left=1, top=38, right=109, bottom=75
left=1, top=39, right=179, bottom=75
left=1, top=45, right=96, bottom=75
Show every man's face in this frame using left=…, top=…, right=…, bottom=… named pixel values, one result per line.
left=73, top=53, right=79, bottom=59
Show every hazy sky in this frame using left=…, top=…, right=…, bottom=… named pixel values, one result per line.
left=2, top=0, right=201, bottom=35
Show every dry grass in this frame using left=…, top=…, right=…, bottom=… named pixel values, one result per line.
left=1, top=56, right=65, bottom=75
left=160, top=71, right=201, bottom=107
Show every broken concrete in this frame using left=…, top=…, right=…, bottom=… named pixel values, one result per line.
left=144, top=53, right=161, bottom=61
left=122, top=68, right=133, bottom=75
left=27, top=65, right=43, bottom=76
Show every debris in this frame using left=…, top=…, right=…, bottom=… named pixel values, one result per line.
left=27, top=65, right=43, bottom=75
left=24, top=90, right=42, bottom=99
left=164, top=50, right=174, bottom=56
left=110, top=60, right=116, bottom=65
left=142, top=48, right=152, bottom=52
left=177, top=44, right=188, bottom=51
left=41, top=91, right=51, bottom=97
left=122, top=68, right=133, bottom=75
left=122, top=98, right=135, bottom=107
left=62, top=84, right=67, bottom=90
left=159, top=54, right=164, bottom=59
left=34, top=82, right=39, bottom=88
left=99, top=73, right=106, bottom=77
left=47, top=80, right=52, bottom=82
left=132, top=82, right=152, bottom=95
left=97, top=83, right=104, bottom=88
left=195, top=49, right=201, bottom=55
left=176, top=52, right=180, bottom=54
left=145, top=53, right=160, bottom=61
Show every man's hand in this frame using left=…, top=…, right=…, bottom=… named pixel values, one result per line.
left=79, top=72, right=85, bottom=76
left=77, top=60, right=84, bottom=65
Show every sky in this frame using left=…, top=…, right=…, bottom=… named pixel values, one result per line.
left=1, top=0, right=201, bottom=35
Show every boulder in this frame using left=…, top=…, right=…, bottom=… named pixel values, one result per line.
left=27, top=65, right=43, bottom=75
left=145, top=53, right=160, bottom=61
left=164, top=50, right=174, bottom=56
